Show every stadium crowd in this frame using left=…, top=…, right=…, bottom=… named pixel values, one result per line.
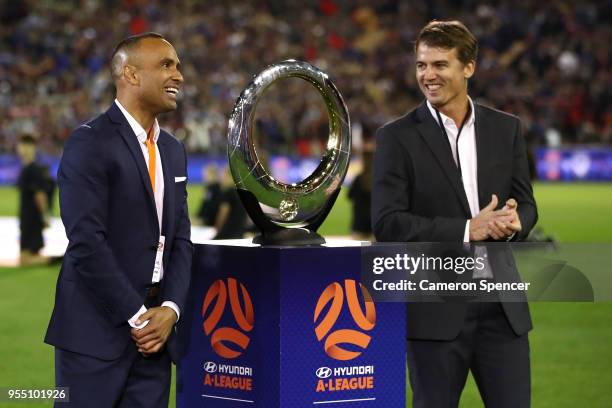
left=0, top=0, right=610, bottom=156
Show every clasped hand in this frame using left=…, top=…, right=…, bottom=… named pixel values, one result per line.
left=131, top=306, right=177, bottom=356
left=469, top=194, right=522, bottom=241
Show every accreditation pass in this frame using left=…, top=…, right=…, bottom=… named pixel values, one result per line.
left=152, top=235, right=165, bottom=283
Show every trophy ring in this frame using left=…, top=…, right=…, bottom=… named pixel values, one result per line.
left=227, top=60, right=351, bottom=245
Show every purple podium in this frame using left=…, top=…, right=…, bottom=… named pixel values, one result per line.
left=176, top=240, right=406, bottom=407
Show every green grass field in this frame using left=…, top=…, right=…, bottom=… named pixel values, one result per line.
left=0, top=183, right=611, bottom=407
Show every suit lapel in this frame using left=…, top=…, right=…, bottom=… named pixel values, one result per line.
left=474, top=104, right=495, bottom=210
left=415, top=103, right=471, bottom=216
left=157, top=134, right=175, bottom=237
left=107, top=104, right=159, bottom=231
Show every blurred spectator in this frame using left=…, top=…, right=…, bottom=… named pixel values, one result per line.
left=0, top=1, right=609, bottom=157
left=197, top=164, right=222, bottom=226
left=16, top=134, right=54, bottom=266
left=348, top=141, right=374, bottom=241
left=213, top=167, right=248, bottom=239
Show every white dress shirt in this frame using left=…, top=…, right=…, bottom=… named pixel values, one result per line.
left=114, top=99, right=180, bottom=327
left=427, top=97, right=478, bottom=242
left=427, top=98, right=496, bottom=279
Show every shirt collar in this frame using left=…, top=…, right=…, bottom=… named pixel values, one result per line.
left=427, top=96, right=476, bottom=129
left=114, top=99, right=160, bottom=144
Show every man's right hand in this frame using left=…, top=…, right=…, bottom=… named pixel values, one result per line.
left=131, top=306, right=178, bottom=356
left=469, top=194, right=512, bottom=241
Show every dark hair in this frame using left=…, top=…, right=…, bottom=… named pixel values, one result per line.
left=415, top=20, right=478, bottom=65
left=110, top=32, right=166, bottom=79
left=18, top=134, right=37, bottom=145
left=111, top=32, right=165, bottom=59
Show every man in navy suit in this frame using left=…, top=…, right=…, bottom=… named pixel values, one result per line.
left=372, top=21, right=537, bottom=407
left=45, top=32, right=192, bottom=407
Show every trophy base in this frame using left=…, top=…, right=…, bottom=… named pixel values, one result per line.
left=237, top=188, right=337, bottom=247
left=253, top=228, right=325, bottom=246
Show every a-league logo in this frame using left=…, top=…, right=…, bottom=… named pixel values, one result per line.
left=314, top=279, right=376, bottom=361
left=201, top=278, right=254, bottom=359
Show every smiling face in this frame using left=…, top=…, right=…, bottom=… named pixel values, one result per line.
left=415, top=43, right=474, bottom=116
left=130, top=37, right=183, bottom=115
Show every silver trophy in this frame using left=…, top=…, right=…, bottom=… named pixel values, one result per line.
left=227, top=60, right=351, bottom=245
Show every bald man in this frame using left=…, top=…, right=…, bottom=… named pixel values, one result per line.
left=45, top=32, right=192, bottom=407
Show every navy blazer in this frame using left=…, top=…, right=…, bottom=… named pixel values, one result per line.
left=45, top=103, right=193, bottom=360
left=372, top=101, right=538, bottom=340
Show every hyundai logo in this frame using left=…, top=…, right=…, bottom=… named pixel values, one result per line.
left=316, top=367, right=333, bottom=379
left=203, top=361, right=218, bottom=373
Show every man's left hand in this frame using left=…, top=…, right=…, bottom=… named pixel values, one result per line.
left=488, top=198, right=522, bottom=240
left=131, top=306, right=178, bottom=355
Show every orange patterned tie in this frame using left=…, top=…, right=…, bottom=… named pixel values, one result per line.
left=146, top=128, right=156, bottom=192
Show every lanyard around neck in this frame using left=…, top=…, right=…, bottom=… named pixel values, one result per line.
left=435, top=106, right=471, bottom=179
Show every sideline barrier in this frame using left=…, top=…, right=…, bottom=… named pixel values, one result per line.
left=4, top=148, right=612, bottom=185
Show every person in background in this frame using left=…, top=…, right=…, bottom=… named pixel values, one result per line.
left=213, top=167, right=248, bottom=239
left=16, top=134, right=54, bottom=266
left=348, top=142, right=375, bottom=241
left=197, top=164, right=222, bottom=226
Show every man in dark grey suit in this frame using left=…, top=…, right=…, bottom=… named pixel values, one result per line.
left=372, top=20, right=537, bottom=407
